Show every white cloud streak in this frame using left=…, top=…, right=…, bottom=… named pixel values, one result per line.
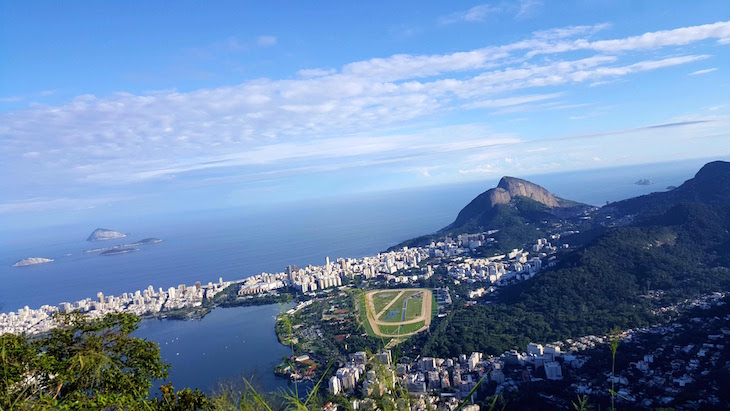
left=689, top=68, right=718, bottom=75
left=440, top=4, right=502, bottom=24
left=516, top=0, right=544, bottom=19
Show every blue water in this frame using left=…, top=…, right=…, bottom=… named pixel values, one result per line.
left=133, top=304, right=295, bottom=396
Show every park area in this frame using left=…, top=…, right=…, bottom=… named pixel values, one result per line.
left=363, top=288, right=433, bottom=338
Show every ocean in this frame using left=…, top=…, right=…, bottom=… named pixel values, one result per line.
left=0, top=158, right=717, bottom=394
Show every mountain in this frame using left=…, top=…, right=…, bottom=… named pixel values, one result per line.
left=390, top=176, right=590, bottom=252
left=444, top=176, right=588, bottom=232
left=86, top=228, right=126, bottom=242
left=419, top=160, right=730, bottom=358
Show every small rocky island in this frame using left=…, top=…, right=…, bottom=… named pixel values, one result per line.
left=100, top=248, right=139, bottom=256
left=83, top=238, right=162, bottom=254
left=12, top=257, right=54, bottom=268
left=126, top=238, right=162, bottom=246
left=87, top=228, right=127, bottom=241
left=634, top=179, right=653, bottom=186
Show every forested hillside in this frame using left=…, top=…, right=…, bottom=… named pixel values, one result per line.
left=420, top=163, right=730, bottom=358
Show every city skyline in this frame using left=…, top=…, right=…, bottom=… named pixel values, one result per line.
left=2, top=1, right=730, bottom=228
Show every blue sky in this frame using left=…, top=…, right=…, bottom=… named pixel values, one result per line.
left=1, top=0, right=730, bottom=227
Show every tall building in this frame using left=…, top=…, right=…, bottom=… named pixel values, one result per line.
left=376, top=350, right=391, bottom=365
left=527, top=343, right=544, bottom=356
left=544, top=361, right=563, bottom=380
left=328, top=376, right=341, bottom=395
left=468, top=352, right=481, bottom=371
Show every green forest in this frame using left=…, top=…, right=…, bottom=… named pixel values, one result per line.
left=421, top=202, right=730, bottom=357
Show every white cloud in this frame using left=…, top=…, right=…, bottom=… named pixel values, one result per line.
left=0, top=96, right=24, bottom=103
left=532, top=23, right=612, bottom=40
left=297, top=68, right=337, bottom=78
left=466, top=93, right=564, bottom=109
left=516, top=0, right=544, bottom=19
left=587, top=21, right=730, bottom=52
left=257, top=35, right=277, bottom=47
left=459, top=164, right=497, bottom=174
left=2, top=20, right=729, bottom=210
left=689, top=68, right=718, bottom=76
left=0, top=196, right=134, bottom=214
left=440, top=4, right=501, bottom=24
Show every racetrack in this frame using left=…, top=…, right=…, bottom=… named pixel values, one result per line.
left=364, top=288, right=432, bottom=337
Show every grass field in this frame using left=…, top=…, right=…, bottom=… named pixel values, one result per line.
left=372, top=291, right=399, bottom=314
left=377, top=324, right=401, bottom=334
left=357, top=292, right=377, bottom=337
left=377, top=320, right=426, bottom=336
left=404, top=295, right=423, bottom=321
left=431, top=293, right=438, bottom=318
left=399, top=320, right=426, bottom=334
left=378, top=291, right=417, bottom=323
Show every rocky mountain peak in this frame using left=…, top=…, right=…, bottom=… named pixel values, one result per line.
left=496, top=176, right=560, bottom=208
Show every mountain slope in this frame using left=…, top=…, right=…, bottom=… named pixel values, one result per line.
left=448, top=176, right=561, bottom=230
left=390, top=176, right=590, bottom=252
left=418, top=160, right=730, bottom=357
left=608, top=160, right=730, bottom=218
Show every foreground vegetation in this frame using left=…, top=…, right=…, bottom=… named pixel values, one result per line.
left=0, top=312, right=340, bottom=411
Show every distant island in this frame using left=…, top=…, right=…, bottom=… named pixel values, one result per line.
left=667, top=185, right=677, bottom=190
left=100, top=248, right=139, bottom=256
left=83, top=238, right=162, bottom=254
left=126, top=238, right=162, bottom=246
left=12, top=257, right=54, bottom=268
left=634, top=178, right=653, bottom=186
left=87, top=228, right=126, bottom=241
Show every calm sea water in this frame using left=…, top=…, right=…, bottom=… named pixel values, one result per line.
left=0, top=158, right=718, bottom=394
left=133, top=304, right=295, bottom=396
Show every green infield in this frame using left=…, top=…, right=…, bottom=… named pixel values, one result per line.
left=372, top=291, right=399, bottom=314
left=378, top=291, right=417, bottom=323
left=404, top=294, right=423, bottom=322
left=377, top=320, right=426, bottom=336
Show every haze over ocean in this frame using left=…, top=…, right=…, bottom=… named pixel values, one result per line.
left=0, top=158, right=716, bottom=313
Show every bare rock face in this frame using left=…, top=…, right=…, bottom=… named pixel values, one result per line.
left=487, top=187, right=512, bottom=207
left=496, top=177, right=560, bottom=208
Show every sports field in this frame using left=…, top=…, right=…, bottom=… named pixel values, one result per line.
left=364, top=288, right=432, bottom=337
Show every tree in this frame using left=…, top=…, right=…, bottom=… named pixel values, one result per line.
left=1, top=312, right=169, bottom=410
